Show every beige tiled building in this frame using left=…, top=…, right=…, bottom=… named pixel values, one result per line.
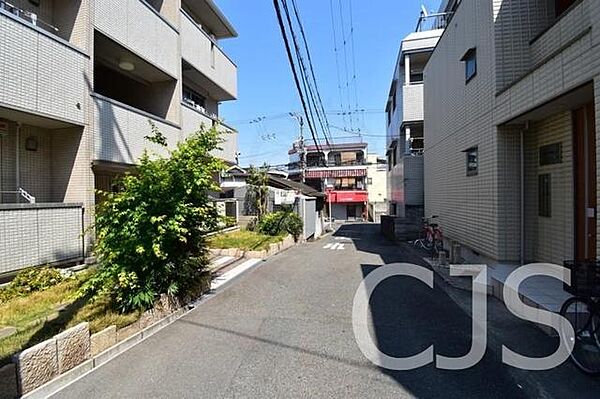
left=0, top=0, right=238, bottom=275
left=424, top=0, right=600, bottom=266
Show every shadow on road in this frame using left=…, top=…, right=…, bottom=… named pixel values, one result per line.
left=333, top=223, right=600, bottom=398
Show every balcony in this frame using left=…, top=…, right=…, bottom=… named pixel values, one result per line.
left=94, top=0, right=179, bottom=78
left=181, top=9, right=237, bottom=101
left=530, top=0, right=590, bottom=67
left=402, top=84, right=424, bottom=122
left=0, top=6, right=87, bottom=125
left=93, top=94, right=181, bottom=165
left=181, top=103, right=238, bottom=164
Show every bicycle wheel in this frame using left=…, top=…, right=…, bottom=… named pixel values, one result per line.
left=560, top=297, right=600, bottom=375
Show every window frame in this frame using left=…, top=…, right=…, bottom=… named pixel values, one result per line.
left=465, top=146, right=479, bottom=177
left=461, top=48, right=477, bottom=83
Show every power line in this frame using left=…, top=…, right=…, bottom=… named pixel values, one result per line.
left=329, top=0, right=347, bottom=130
left=337, top=0, right=354, bottom=131
left=273, top=0, right=323, bottom=154
left=290, top=0, right=333, bottom=146
left=280, top=0, right=330, bottom=147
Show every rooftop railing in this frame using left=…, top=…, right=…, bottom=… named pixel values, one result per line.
left=415, top=12, right=453, bottom=32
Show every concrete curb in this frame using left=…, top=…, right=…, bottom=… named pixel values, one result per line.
left=22, top=310, right=187, bottom=399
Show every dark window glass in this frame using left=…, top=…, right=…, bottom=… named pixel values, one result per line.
left=463, top=49, right=477, bottom=82
left=539, top=143, right=563, bottom=166
left=183, top=86, right=206, bottom=110
left=539, top=174, right=552, bottom=217
left=466, top=147, right=478, bottom=176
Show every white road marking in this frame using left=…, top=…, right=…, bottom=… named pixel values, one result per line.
left=323, top=243, right=333, bottom=249
left=211, top=258, right=262, bottom=290
left=331, top=243, right=340, bottom=250
left=337, top=243, right=345, bottom=250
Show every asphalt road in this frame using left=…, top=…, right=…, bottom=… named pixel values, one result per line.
left=54, top=224, right=600, bottom=398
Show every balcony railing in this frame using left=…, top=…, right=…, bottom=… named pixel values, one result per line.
left=0, top=203, right=84, bottom=275
left=0, top=7, right=87, bottom=125
left=181, top=9, right=237, bottom=100
left=0, top=0, right=59, bottom=35
left=93, top=93, right=181, bottom=165
left=415, top=12, right=453, bottom=32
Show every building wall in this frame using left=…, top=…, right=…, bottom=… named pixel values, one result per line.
left=424, top=0, right=502, bottom=259
left=366, top=154, right=387, bottom=204
left=425, top=0, right=600, bottom=262
left=523, top=111, right=574, bottom=264
left=404, top=155, right=424, bottom=206
left=94, top=0, right=179, bottom=78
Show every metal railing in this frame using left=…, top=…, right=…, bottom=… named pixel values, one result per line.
left=415, top=12, right=453, bottom=32
left=0, top=188, right=36, bottom=204
left=0, top=0, right=59, bottom=33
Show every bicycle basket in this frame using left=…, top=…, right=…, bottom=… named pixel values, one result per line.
left=563, top=260, right=600, bottom=297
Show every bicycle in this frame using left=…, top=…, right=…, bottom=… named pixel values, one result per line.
left=412, top=215, right=444, bottom=258
left=559, top=260, right=600, bottom=375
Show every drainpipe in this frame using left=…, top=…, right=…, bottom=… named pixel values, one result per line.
left=16, top=122, right=21, bottom=201
left=520, top=127, right=525, bottom=265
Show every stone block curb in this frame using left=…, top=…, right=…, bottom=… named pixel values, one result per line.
left=22, top=309, right=191, bottom=399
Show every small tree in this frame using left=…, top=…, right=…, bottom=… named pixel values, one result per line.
left=82, top=125, right=226, bottom=312
left=246, top=164, right=270, bottom=220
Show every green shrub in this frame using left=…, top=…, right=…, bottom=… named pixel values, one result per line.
left=0, top=267, right=65, bottom=303
left=258, top=211, right=303, bottom=240
left=284, top=212, right=303, bottom=241
left=81, top=124, right=227, bottom=312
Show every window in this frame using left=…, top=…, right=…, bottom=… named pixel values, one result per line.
left=539, top=143, right=562, bottom=166
left=539, top=174, right=552, bottom=217
left=465, top=147, right=478, bottom=176
left=210, top=43, right=216, bottom=68
left=183, top=86, right=206, bottom=110
left=461, top=48, right=477, bottom=82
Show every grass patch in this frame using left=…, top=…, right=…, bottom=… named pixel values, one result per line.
left=0, top=271, right=139, bottom=366
left=207, top=230, right=285, bottom=251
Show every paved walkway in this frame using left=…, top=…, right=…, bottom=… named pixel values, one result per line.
left=53, top=224, right=600, bottom=398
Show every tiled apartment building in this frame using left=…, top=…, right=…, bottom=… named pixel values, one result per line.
left=0, top=0, right=238, bottom=275
left=424, top=0, right=600, bottom=265
left=385, top=11, right=446, bottom=220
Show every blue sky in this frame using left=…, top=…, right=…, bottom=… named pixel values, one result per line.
left=216, top=0, right=441, bottom=167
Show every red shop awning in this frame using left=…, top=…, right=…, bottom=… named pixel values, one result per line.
left=326, top=190, right=368, bottom=203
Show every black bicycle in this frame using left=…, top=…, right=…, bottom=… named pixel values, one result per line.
left=559, top=261, right=600, bottom=375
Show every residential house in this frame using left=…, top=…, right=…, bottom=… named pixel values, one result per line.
left=0, top=0, right=238, bottom=276
left=288, top=142, right=369, bottom=221
left=424, top=0, right=600, bottom=270
left=366, top=154, right=388, bottom=223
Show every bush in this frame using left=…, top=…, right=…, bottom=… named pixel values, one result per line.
left=81, top=124, right=226, bottom=312
left=0, top=267, right=65, bottom=303
left=258, top=211, right=303, bottom=240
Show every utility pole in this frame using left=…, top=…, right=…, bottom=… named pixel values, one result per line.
left=290, top=112, right=305, bottom=183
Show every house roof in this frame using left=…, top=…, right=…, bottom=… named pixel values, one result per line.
left=268, top=176, right=326, bottom=198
